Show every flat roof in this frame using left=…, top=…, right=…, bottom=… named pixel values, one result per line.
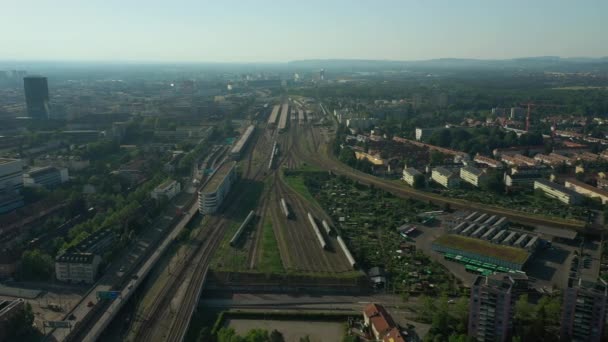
left=268, top=105, right=280, bottom=124
left=231, top=125, right=255, bottom=154
left=0, top=158, right=20, bottom=165
left=534, top=225, right=578, bottom=240
left=202, top=162, right=235, bottom=193
left=435, top=234, right=530, bottom=264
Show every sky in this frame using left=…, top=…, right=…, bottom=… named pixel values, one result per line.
left=2, top=0, right=607, bottom=63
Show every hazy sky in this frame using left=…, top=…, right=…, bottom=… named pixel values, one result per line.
left=2, top=0, right=607, bottom=62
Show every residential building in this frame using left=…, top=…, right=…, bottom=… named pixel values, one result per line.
left=500, top=154, right=537, bottom=167
left=560, top=278, right=608, bottom=342
left=510, top=107, right=525, bottom=119
left=534, top=179, right=582, bottom=205
left=151, top=179, right=181, bottom=201
left=432, top=167, right=460, bottom=188
left=473, top=154, right=504, bottom=169
left=199, top=162, right=237, bottom=214
left=346, top=117, right=377, bottom=130
left=0, top=158, right=23, bottom=192
left=55, top=228, right=115, bottom=283
left=504, top=172, right=543, bottom=189
left=415, top=127, right=440, bottom=141
left=460, top=166, right=487, bottom=187
left=468, top=274, right=527, bottom=342
left=565, top=179, right=608, bottom=205
left=23, top=166, right=68, bottom=188
left=55, top=252, right=101, bottom=284
left=534, top=153, right=573, bottom=167
left=363, top=303, right=405, bottom=342
left=402, top=167, right=422, bottom=187
left=24, top=76, right=50, bottom=119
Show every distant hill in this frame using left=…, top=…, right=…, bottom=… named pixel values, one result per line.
left=287, top=57, right=608, bottom=72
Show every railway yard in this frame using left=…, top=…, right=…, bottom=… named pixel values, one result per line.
left=103, top=95, right=596, bottom=341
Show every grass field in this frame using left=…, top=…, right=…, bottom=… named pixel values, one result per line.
left=434, top=234, right=530, bottom=264
left=258, top=219, right=285, bottom=273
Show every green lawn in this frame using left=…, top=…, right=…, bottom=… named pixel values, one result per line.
left=258, top=219, right=284, bottom=274
left=284, top=175, right=316, bottom=204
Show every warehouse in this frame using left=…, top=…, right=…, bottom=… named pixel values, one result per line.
left=432, top=234, right=530, bottom=270
left=230, top=125, right=255, bottom=160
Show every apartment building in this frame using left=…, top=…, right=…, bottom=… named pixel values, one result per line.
left=473, top=154, right=504, bottom=169
left=534, top=179, right=582, bottom=205
left=560, top=278, right=608, bottom=342
left=432, top=167, right=460, bottom=188
left=55, top=252, right=101, bottom=284
left=468, top=274, right=527, bottom=342
left=199, top=162, right=237, bottom=214
left=565, top=179, right=608, bottom=205
left=55, top=228, right=115, bottom=284
left=23, top=166, right=68, bottom=188
left=402, top=167, right=422, bottom=187
left=460, top=166, right=487, bottom=187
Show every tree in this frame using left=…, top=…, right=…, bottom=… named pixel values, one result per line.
left=5, top=302, right=40, bottom=342
left=299, top=336, right=311, bottom=342
left=20, top=249, right=53, bottom=281
left=197, top=327, right=212, bottom=342
left=270, top=330, right=285, bottom=342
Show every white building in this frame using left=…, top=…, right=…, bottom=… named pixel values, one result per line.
left=151, top=179, right=181, bottom=201
left=402, top=167, right=422, bottom=187
left=534, top=179, right=582, bottom=205
left=460, top=166, right=487, bottom=187
left=0, top=158, right=23, bottom=192
left=23, top=166, right=68, bottom=188
left=432, top=167, right=460, bottom=188
left=199, top=162, right=237, bottom=214
left=55, top=252, right=101, bottom=284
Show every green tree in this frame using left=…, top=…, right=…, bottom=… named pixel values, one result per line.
left=5, top=302, right=40, bottom=342
left=270, top=329, right=285, bottom=342
left=20, top=249, right=54, bottom=281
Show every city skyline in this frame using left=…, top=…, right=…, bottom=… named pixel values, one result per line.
left=2, top=0, right=607, bottom=63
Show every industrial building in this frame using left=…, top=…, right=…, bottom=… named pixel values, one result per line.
left=431, top=167, right=460, bottom=188
left=402, top=167, right=422, bottom=187
left=267, top=105, right=280, bottom=127
left=278, top=103, right=289, bottom=132
left=230, top=125, right=255, bottom=160
left=24, top=75, right=50, bottom=119
left=199, top=162, right=237, bottom=214
left=433, top=234, right=530, bottom=270
left=468, top=273, right=527, bottom=342
left=0, top=158, right=23, bottom=192
left=560, top=278, right=608, bottom=342
left=564, top=179, right=608, bottom=205
left=460, top=166, right=487, bottom=187
left=151, top=179, right=181, bottom=201
left=534, top=179, right=582, bottom=205
left=23, top=166, right=68, bottom=188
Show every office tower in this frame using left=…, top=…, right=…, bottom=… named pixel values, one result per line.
left=24, top=76, right=50, bottom=119
left=468, top=273, right=527, bottom=342
left=560, top=278, right=608, bottom=342
left=319, top=69, right=325, bottom=81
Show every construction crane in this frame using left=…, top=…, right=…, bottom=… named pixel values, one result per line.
left=518, top=102, right=566, bottom=132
